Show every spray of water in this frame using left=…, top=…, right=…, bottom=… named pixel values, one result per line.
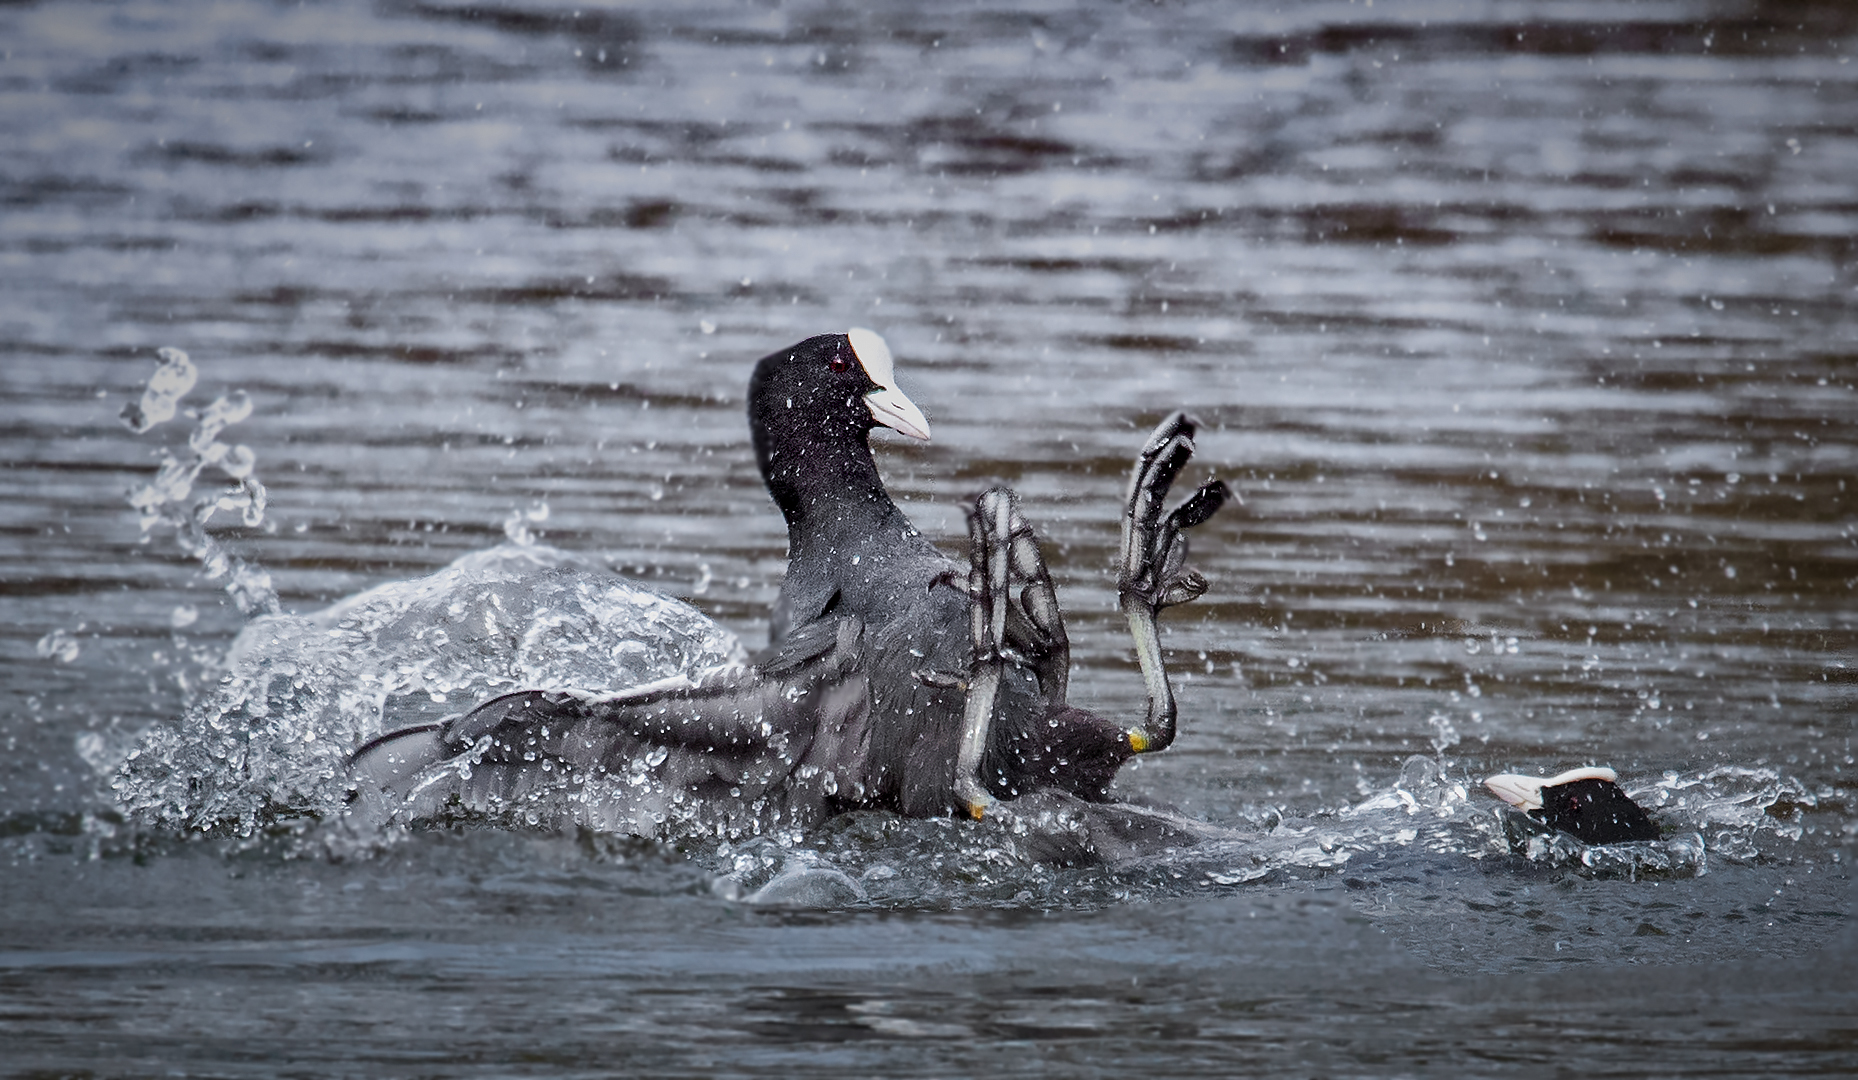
left=122, top=348, right=277, bottom=616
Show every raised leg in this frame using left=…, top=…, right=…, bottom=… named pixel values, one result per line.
left=952, top=486, right=1069, bottom=819
left=1117, top=412, right=1232, bottom=754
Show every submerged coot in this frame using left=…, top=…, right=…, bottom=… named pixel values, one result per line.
left=349, top=329, right=1229, bottom=835
left=1485, top=766, right=1660, bottom=846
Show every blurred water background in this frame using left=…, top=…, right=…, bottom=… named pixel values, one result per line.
left=3, top=0, right=1855, bottom=1074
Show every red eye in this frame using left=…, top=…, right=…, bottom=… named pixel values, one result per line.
left=829, top=349, right=850, bottom=373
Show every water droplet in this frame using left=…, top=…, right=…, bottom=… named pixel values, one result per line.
left=35, top=629, right=80, bottom=663
left=120, top=348, right=197, bottom=433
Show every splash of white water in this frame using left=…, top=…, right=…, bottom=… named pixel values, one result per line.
left=122, top=348, right=276, bottom=616
left=108, top=543, right=747, bottom=838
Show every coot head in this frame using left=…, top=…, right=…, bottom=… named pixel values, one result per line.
left=1485, top=766, right=1660, bottom=846
left=747, top=329, right=932, bottom=539
left=749, top=329, right=926, bottom=479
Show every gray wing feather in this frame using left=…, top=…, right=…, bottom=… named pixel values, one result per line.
left=346, top=617, right=872, bottom=836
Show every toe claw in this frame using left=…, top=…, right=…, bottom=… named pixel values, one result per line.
left=1158, top=568, right=1209, bottom=608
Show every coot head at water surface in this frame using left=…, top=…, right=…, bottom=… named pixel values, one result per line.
left=1485, top=767, right=1660, bottom=846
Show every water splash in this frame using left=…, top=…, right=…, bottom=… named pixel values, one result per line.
left=106, top=543, right=746, bottom=838
left=687, top=750, right=1829, bottom=908
left=118, top=346, right=197, bottom=433
left=1640, top=765, right=1821, bottom=862
left=91, top=530, right=1813, bottom=897
left=123, top=348, right=276, bottom=616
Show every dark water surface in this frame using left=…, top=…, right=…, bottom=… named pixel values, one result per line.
left=4, top=0, right=1856, bottom=1074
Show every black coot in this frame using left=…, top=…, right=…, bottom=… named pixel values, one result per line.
left=348, top=329, right=1229, bottom=839
left=747, top=329, right=1227, bottom=817
left=1485, top=767, right=1661, bottom=846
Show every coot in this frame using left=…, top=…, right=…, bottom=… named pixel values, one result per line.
left=1485, top=766, right=1661, bottom=846
left=349, top=329, right=1229, bottom=837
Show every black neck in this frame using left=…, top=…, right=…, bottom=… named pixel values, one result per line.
left=752, top=391, right=910, bottom=550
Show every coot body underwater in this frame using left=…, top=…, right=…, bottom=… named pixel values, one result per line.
left=349, top=330, right=1230, bottom=849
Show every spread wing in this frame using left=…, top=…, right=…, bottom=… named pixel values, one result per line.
left=346, top=616, right=872, bottom=837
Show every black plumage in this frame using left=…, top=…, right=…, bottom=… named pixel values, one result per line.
left=1534, top=777, right=1660, bottom=844
left=346, top=614, right=874, bottom=836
